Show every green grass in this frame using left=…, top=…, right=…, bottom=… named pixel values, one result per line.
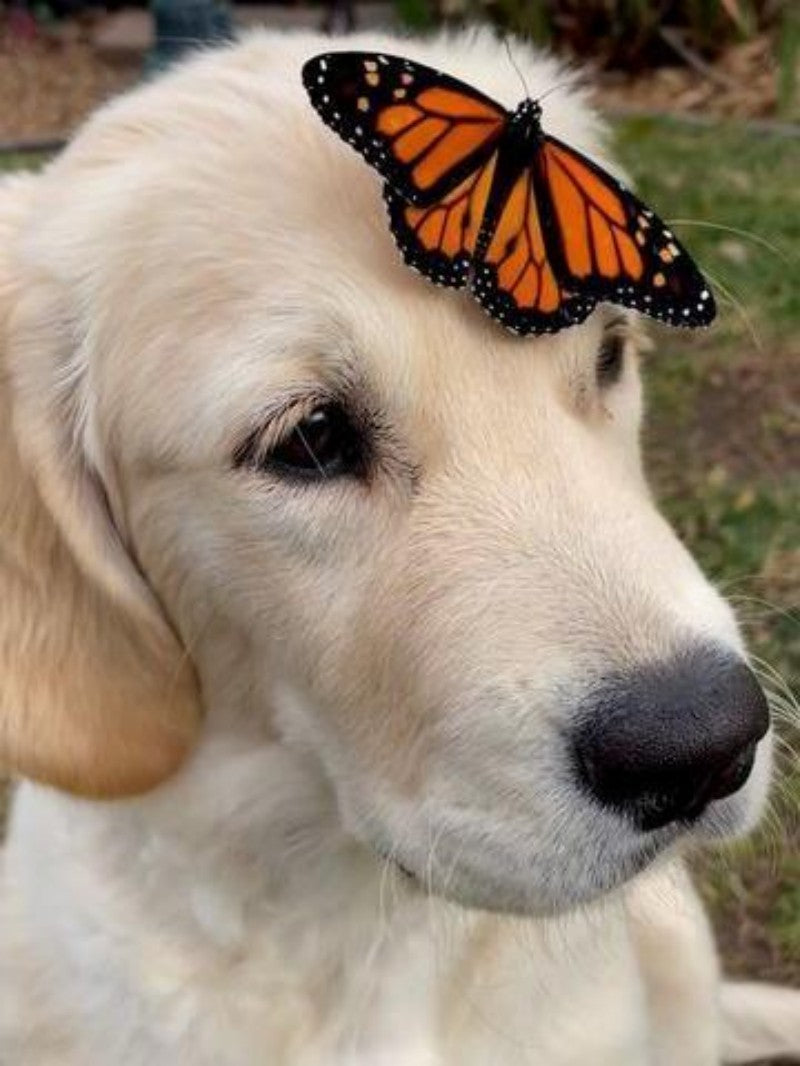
left=615, top=116, right=799, bottom=980
left=0, top=151, right=50, bottom=171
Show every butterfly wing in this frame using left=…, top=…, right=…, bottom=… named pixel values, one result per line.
left=303, top=52, right=507, bottom=206
left=536, top=136, right=715, bottom=327
left=385, top=151, right=499, bottom=289
left=472, top=169, right=596, bottom=334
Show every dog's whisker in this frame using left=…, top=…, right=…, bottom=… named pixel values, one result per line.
left=698, top=264, right=763, bottom=351
left=750, top=655, right=799, bottom=701
left=668, top=219, right=794, bottom=267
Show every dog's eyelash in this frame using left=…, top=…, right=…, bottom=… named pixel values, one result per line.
left=596, top=331, right=626, bottom=387
left=233, top=396, right=330, bottom=471
left=595, top=313, right=645, bottom=390
left=232, top=394, right=419, bottom=489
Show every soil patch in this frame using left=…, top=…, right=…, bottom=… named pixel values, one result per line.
left=597, top=34, right=795, bottom=122
left=688, top=345, right=799, bottom=484
left=695, top=848, right=800, bottom=987
left=1, top=16, right=138, bottom=141
left=2, top=17, right=795, bottom=143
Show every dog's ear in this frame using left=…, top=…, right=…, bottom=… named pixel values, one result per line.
left=0, top=176, right=200, bottom=797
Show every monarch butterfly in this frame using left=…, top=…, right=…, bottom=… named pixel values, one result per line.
left=302, top=51, right=716, bottom=337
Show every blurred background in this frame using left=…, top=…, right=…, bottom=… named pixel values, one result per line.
left=2, top=0, right=798, bottom=996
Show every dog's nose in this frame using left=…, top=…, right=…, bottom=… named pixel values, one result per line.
left=573, top=648, right=769, bottom=831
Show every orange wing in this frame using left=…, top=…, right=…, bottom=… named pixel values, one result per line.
left=472, top=170, right=595, bottom=334
left=538, top=137, right=715, bottom=327
left=303, top=52, right=506, bottom=205
left=386, top=152, right=497, bottom=288
left=542, top=141, right=643, bottom=282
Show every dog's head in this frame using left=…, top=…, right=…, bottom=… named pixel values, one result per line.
left=0, top=32, right=771, bottom=913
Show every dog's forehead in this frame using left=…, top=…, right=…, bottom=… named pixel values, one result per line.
left=37, top=34, right=616, bottom=463
left=69, top=175, right=594, bottom=460
left=89, top=162, right=605, bottom=468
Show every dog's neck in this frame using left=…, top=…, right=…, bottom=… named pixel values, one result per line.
left=10, top=725, right=468, bottom=1056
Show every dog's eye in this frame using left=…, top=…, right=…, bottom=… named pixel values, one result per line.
left=264, top=403, right=366, bottom=481
left=596, top=332, right=626, bottom=387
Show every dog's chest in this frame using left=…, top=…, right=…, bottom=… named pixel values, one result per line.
left=3, top=786, right=652, bottom=1066
left=5, top=876, right=649, bottom=1066
left=131, top=907, right=444, bottom=1066
left=82, top=901, right=648, bottom=1066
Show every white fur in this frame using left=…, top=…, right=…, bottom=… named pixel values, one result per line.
left=0, top=29, right=797, bottom=1066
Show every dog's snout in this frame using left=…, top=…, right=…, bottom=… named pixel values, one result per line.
left=573, top=649, right=769, bottom=831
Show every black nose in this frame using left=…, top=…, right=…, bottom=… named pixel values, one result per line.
left=573, top=648, right=769, bottom=831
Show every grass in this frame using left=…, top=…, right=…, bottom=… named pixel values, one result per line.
left=0, top=151, right=50, bottom=173
left=1, top=118, right=798, bottom=978
left=615, top=117, right=800, bottom=982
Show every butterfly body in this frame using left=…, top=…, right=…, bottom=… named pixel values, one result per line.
left=303, top=51, right=715, bottom=336
left=471, top=99, right=543, bottom=256
left=504, top=97, right=545, bottom=152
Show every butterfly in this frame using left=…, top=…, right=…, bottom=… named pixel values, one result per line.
left=302, top=51, right=716, bottom=337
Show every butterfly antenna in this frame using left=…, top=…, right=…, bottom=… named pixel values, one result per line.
left=503, top=37, right=531, bottom=99
left=537, top=76, right=580, bottom=105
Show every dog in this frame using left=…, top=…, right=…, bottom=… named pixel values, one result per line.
left=0, top=29, right=798, bottom=1066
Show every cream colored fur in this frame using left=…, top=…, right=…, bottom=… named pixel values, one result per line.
left=0, top=29, right=797, bottom=1066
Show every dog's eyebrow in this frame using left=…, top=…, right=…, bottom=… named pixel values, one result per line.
left=290, top=336, right=372, bottom=400
left=599, top=309, right=652, bottom=352
left=601, top=311, right=632, bottom=334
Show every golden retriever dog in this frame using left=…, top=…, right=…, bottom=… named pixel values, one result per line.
left=0, top=29, right=798, bottom=1066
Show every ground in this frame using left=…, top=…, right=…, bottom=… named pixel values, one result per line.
left=1, top=107, right=798, bottom=988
